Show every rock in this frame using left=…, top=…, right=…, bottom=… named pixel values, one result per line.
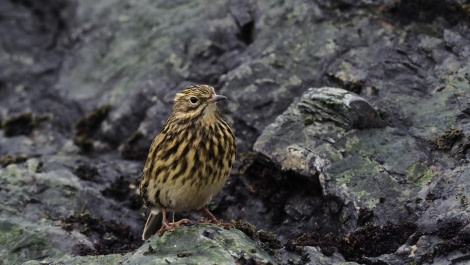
left=0, top=157, right=143, bottom=264
left=254, top=87, right=385, bottom=178
left=298, top=87, right=386, bottom=129
left=254, top=80, right=470, bottom=263
left=23, top=223, right=277, bottom=265
left=1, top=0, right=470, bottom=264
left=302, top=247, right=360, bottom=265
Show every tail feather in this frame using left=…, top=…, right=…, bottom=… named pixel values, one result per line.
left=142, top=210, right=175, bottom=240
left=142, top=211, right=160, bottom=240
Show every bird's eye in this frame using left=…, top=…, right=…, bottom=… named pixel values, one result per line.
left=189, top=97, right=198, bottom=104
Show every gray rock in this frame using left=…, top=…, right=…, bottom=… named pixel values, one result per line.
left=1, top=0, right=470, bottom=264
left=23, top=223, right=278, bottom=265
left=254, top=81, right=470, bottom=263
left=0, top=157, right=144, bottom=264
left=298, top=87, right=386, bottom=129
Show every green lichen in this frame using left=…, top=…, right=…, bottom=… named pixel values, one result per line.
left=0, top=219, right=59, bottom=265
left=5, top=164, right=25, bottom=184
left=406, top=162, right=439, bottom=185
left=136, top=223, right=276, bottom=264
left=22, top=254, right=123, bottom=265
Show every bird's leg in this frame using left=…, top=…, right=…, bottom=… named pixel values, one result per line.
left=156, top=208, right=191, bottom=236
left=156, top=207, right=174, bottom=236
left=200, top=207, right=234, bottom=228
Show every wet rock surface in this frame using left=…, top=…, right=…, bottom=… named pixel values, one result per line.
left=1, top=0, right=470, bottom=264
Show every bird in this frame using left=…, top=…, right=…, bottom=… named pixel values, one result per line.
left=139, top=84, right=236, bottom=240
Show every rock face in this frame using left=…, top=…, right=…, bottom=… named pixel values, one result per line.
left=1, top=0, right=470, bottom=264
left=254, top=86, right=470, bottom=264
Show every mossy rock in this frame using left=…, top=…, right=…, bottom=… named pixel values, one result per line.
left=24, top=223, right=278, bottom=265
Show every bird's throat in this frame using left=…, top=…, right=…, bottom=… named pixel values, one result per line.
left=202, top=104, right=220, bottom=123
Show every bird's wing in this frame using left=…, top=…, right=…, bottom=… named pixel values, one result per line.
left=143, top=132, right=165, bottom=175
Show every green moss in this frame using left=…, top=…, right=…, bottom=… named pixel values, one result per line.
left=0, top=154, right=28, bottom=167
left=1, top=113, right=34, bottom=137
left=74, top=104, right=111, bottom=136
left=74, top=104, right=111, bottom=153
left=434, top=127, right=464, bottom=150
left=456, top=193, right=469, bottom=210
left=232, top=219, right=256, bottom=239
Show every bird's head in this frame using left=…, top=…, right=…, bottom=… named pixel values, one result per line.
left=172, top=85, right=227, bottom=122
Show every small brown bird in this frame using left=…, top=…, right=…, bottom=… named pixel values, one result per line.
left=139, top=84, right=236, bottom=240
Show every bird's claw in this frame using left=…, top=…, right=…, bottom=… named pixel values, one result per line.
left=157, top=218, right=192, bottom=236
left=198, top=217, right=234, bottom=228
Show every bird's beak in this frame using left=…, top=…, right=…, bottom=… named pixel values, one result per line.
left=208, top=94, right=227, bottom=103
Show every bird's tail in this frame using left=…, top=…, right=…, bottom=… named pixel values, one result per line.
left=142, top=210, right=175, bottom=240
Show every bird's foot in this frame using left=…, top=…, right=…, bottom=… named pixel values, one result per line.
left=156, top=218, right=192, bottom=236
left=199, top=207, right=234, bottom=228
left=198, top=217, right=234, bottom=228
